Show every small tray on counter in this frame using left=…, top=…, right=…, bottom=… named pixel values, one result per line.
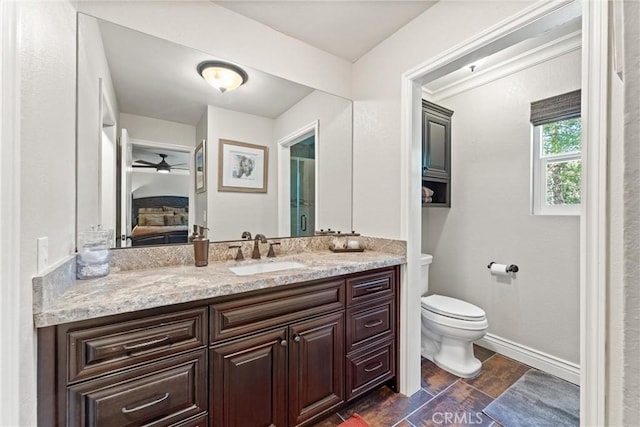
left=329, top=247, right=365, bottom=253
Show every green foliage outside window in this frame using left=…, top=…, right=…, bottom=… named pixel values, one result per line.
left=542, top=118, right=582, bottom=205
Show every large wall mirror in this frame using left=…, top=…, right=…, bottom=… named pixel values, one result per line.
left=77, top=13, right=353, bottom=248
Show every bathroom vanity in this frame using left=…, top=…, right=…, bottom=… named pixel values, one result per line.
left=35, top=250, right=402, bottom=427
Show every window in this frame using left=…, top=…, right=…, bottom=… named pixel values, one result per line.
left=530, top=90, right=582, bottom=215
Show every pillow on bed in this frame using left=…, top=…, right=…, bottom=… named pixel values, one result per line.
left=164, top=214, right=181, bottom=226
left=139, top=207, right=164, bottom=213
left=163, top=206, right=187, bottom=214
left=146, top=215, right=165, bottom=226
left=138, top=213, right=165, bottom=226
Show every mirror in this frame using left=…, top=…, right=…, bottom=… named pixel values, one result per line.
left=77, top=13, right=353, bottom=248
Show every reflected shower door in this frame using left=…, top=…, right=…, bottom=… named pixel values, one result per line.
left=290, top=137, right=315, bottom=237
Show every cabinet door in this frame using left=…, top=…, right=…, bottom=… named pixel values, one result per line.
left=210, top=328, right=287, bottom=427
left=288, top=312, right=345, bottom=427
left=422, top=109, right=450, bottom=179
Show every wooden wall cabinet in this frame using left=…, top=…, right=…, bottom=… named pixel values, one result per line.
left=38, top=266, right=399, bottom=427
left=422, top=100, right=453, bottom=207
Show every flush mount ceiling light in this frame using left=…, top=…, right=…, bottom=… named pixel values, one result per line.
left=197, top=61, right=248, bottom=93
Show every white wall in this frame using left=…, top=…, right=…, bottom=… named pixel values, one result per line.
left=352, top=1, right=534, bottom=239
left=132, top=171, right=190, bottom=199
left=77, top=13, right=120, bottom=236
left=607, top=0, right=640, bottom=423
left=195, top=110, right=208, bottom=227
left=207, top=105, right=277, bottom=241
left=16, top=1, right=77, bottom=424
left=275, top=90, right=353, bottom=233
left=120, top=113, right=196, bottom=146
left=76, top=0, right=352, bottom=99
left=423, top=51, right=581, bottom=363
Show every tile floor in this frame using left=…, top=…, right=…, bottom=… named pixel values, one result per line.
left=312, top=346, right=569, bottom=427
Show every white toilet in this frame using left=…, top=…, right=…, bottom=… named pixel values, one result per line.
left=419, top=254, right=489, bottom=378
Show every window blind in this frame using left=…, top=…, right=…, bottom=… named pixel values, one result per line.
left=530, top=89, right=581, bottom=126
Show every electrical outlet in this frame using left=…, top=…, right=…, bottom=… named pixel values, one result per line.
left=37, top=237, right=48, bottom=274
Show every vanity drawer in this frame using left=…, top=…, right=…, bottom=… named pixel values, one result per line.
left=210, top=279, right=344, bottom=343
left=346, top=338, right=395, bottom=401
left=68, top=350, right=207, bottom=427
left=347, top=297, right=394, bottom=353
left=346, top=269, right=395, bottom=306
left=68, top=307, right=207, bottom=383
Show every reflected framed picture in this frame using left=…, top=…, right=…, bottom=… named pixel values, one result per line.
left=218, top=139, right=268, bottom=193
left=195, top=139, right=206, bottom=193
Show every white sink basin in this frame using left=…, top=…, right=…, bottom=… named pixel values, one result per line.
left=229, top=261, right=307, bottom=276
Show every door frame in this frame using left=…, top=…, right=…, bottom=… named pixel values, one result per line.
left=0, top=0, right=21, bottom=423
left=399, top=0, right=607, bottom=424
left=120, top=137, right=195, bottom=243
left=277, top=120, right=319, bottom=237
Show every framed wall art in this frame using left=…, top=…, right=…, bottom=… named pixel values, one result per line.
left=218, top=139, right=268, bottom=193
left=195, top=139, right=206, bottom=193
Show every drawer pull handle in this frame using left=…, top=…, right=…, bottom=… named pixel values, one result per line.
left=280, top=339, right=288, bottom=347
left=364, top=319, right=383, bottom=328
left=293, top=335, right=301, bottom=343
left=364, top=362, right=383, bottom=372
left=364, top=286, right=384, bottom=293
left=121, top=392, right=170, bottom=414
left=123, top=335, right=170, bottom=351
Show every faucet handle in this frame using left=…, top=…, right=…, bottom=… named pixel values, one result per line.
left=229, top=245, right=244, bottom=261
left=267, top=242, right=281, bottom=258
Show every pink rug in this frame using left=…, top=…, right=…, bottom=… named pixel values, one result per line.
left=338, top=413, right=369, bottom=427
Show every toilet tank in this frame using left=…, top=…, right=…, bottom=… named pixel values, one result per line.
left=420, top=254, right=434, bottom=296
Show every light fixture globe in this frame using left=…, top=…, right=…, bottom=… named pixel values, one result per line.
left=197, top=61, right=248, bottom=93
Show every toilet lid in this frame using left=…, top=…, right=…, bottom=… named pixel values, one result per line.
left=421, top=294, right=486, bottom=321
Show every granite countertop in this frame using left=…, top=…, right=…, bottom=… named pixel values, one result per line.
left=33, top=250, right=405, bottom=328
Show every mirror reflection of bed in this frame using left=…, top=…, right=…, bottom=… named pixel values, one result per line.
left=131, top=196, right=189, bottom=246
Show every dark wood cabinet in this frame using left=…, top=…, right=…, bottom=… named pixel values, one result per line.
left=210, top=328, right=288, bottom=427
left=38, top=266, right=400, bottom=427
left=68, top=351, right=207, bottom=427
left=345, top=268, right=399, bottom=401
left=289, top=312, right=345, bottom=426
left=422, top=100, right=453, bottom=207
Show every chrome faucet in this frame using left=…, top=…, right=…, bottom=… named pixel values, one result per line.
left=252, top=234, right=267, bottom=259
left=241, top=231, right=252, bottom=240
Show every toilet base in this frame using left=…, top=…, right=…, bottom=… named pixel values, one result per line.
left=433, top=336, right=482, bottom=378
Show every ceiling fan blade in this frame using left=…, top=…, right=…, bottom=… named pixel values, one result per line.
left=170, top=162, right=188, bottom=167
left=133, top=160, right=158, bottom=166
left=173, top=167, right=190, bottom=170
left=132, top=164, right=156, bottom=168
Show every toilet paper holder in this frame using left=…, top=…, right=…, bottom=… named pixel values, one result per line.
left=487, top=262, right=519, bottom=273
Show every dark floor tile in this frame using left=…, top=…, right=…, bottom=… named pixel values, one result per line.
left=309, top=413, right=344, bottom=427
left=339, top=386, right=434, bottom=427
left=473, top=345, right=495, bottom=363
left=407, top=381, right=494, bottom=427
left=463, top=354, right=530, bottom=398
left=421, top=357, right=459, bottom=395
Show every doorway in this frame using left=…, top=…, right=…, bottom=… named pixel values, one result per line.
left=290, top=135, right=316, bottom=237
left=400, top=1, right=608, bottom=424
left=278, top=120, right=319, bottom=237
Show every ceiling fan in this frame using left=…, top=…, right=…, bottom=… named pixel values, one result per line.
left=132, top=154, right=188, bottom=173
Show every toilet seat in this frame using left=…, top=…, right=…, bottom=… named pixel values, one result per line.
left=421, top=306, right=489, bottom=331
left=421, top=294, right=486, bottom=321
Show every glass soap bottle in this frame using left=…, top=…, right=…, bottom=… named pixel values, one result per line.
left=77, top=228, right=113, bottom=279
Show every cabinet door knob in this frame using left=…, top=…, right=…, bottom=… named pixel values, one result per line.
left=293, top=335, right=301, bottom=343
left=280, top=339, right=288, bottom=347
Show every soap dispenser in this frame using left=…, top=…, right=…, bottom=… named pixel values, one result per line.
left=193, top=226, right=210, bottom=267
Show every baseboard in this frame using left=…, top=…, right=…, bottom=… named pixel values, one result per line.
left=477, top=333, right=580, bottom=385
